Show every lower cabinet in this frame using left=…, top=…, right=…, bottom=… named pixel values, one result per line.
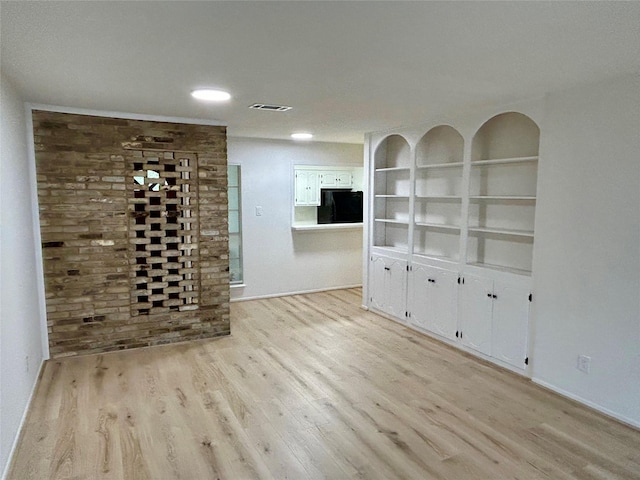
left=369, top=254, right=531, bottom=373
left=458, top=273, right=531, bottom=369
left=407, top=264, right=458, bottom=341
left=370, top=255, right=407, bottom=319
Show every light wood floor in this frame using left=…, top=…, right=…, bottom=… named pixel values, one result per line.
left=8, top=288, right=640, bottom=479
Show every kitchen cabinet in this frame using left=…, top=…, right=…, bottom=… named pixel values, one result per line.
left=320, top=171, right=353, bottom=188
left=294, top=170, right=320, bottom=206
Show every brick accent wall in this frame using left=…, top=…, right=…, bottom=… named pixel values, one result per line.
left=33, top=110, right=230, bottom=357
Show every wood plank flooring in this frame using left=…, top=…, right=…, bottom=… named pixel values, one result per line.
left=8, top=288, right=640, bottom=479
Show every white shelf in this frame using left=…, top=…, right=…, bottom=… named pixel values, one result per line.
left=415, top=222, right=460, bottom=231
left=375, top=166, right=411, bottom=173
left=471, top=156, right=538, bottom=166
left=415, top=195, right=462, bottom=201
left=374, top=219, right=410, bottom=225
left=466, top=262, right=532, bottom=276
left=468, top=226, right=534, bottom=238
left=372, top=245, right=409, bottom=256
left=375, top=194, right=410, bottom=199
left=292, top=223, right=363, bottom=231
left=469, top=195, right=536, bottom=202
left=416, top=162, right=464, bottom=169
left=412, top=252, right=459, bottom=263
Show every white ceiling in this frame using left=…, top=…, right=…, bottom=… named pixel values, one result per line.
left=2, top=1, right=639, bottom=144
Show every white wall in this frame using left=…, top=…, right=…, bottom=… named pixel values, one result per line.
left=227, top=137, right=364, bottom=301
left=532, top=73, right=640, bottom=425
left=0, top=75, right=46, bottom=476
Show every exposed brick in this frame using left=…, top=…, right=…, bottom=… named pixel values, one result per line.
left=34, top=110, right=230, bottom=357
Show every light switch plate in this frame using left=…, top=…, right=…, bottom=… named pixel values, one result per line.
left=255, top=206, right=263, bottom=216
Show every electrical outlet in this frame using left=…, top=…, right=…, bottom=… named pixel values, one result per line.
left=577, top=355, right=591, bottom=374
left=25, top=355, right=30, bottom=373
left=255, top=206, right=263, bottom=216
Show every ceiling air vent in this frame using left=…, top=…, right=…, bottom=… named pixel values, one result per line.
left=249, top=103, right=292, bottom=112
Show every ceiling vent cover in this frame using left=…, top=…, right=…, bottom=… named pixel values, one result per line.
left=249, top=103, right=292, bottom=112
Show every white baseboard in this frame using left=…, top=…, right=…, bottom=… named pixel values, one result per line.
left=532, top=378, right=640, bottom=430
left=230, top=284, right=362, bottom=302
left=1, top=359, right=45, bottom=480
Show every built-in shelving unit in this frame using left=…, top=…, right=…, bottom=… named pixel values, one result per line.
left=366, top=110, right=541, bottom=375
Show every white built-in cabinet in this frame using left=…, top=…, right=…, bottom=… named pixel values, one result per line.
left=370, top=254, right=407, bottom=319
left=294, top=170, right=320, bottom=206
left=458, top=273, right=531, bottom=369
left=367, top=111, right=539, bottom=374
left=320, top=171, right=353, bottom=188
left=407, top=264, right=458, bottom=340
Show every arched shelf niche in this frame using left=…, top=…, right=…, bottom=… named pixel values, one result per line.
left=374, top=134, right=411, bottom=169
left=416, top=125, right=464, bottom=166
left=467, top=112, right=540, bottom=275
left=471, top=112, right=539, bottom=162
left=372, top=134, right=411, bottom=253
left=413, top=125, right=465, bottom=262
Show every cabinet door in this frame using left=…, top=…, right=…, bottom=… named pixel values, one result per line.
left=369, top=256, right=387, bottom=311
left=492, top=281, right=530, bottom=369
left=320, top=171, right=337, bottom=187
left=459, top=273, right=493, bottom=355
left=430, top=268, right=458, bottom=340
left=336, top=172, right=353, bottom=187
left=407, top=265, right=432, bottom=330
left=307, top=171, right=320, bottom=205
left=294, top=171, right=309, bottom=206
left=386, top=258, right=407, bottom=319
left=295, top=171, right=320, bottom=206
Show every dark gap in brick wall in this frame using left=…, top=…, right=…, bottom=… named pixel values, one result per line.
left=43, top=241, right=64, bottom=248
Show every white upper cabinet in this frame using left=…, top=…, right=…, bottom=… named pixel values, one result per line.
left=294, top=170, right=320, bottom=206
left=320, top=171, right=353, bottom=188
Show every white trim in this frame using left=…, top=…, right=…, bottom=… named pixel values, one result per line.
left=26, top=103, right=225, bottom=127
left=532, top=378, right=640, bottom=430
left=291, top=223, right=363, bottom=231
left=1, top=360, right=45, bottom=480
left=25, top=104, right=50, bottom=360
left=230, top=284, right=362, bottom=302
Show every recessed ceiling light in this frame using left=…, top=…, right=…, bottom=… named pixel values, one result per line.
left=191, top=89, right=231, bottom=101
left=291, top=132, right=313, bottom=140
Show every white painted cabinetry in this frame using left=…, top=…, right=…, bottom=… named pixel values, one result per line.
left=458, top=273, right=494, bottom=355
left=294, top=170, right=320, bottom=206
left=320, top=171, right=353, bottom=188
left=370, top=255, right=407, bottom=319
left=366, top=110, right=540, bottom=375
left=458, top=272, right=531, bottom=369
left=407, top=264, right=458, bottom=340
